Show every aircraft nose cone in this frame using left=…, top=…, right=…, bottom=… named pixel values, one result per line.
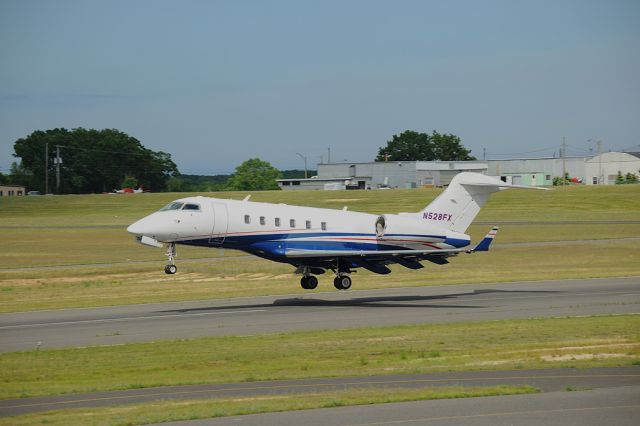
left=126, top=220, right=145, bottom=235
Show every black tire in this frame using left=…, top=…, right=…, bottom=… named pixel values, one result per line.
left=165, top=265, right=177, bottom=275
left=300, top=276, right=309, bottom=289
left=333, top=276, right=341, bottom=290
left=306, top=276, right=318, bottom=289
left=334, top=275, right=351, bottom=290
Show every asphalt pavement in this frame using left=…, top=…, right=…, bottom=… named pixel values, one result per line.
left=159, top=385, right=640, bottom=426
left=1, top=366, right=638, bottom=417
left=1, top=277, right=638, bottom=352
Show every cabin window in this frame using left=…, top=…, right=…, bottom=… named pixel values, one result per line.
left=275, top=217, right=281, bottom=227
left=306, top=220, right=311, bottom=229
left=244, top=214, right=250, bottom=224
left=321, top=222, right=327, bottom=231
left=290, top=219, right=296, bottom=228
left=159, top=202, right=184, bottom=211
left=183, top=203, right=201, bottom=211
left=260, top=216, right=265, bottom=225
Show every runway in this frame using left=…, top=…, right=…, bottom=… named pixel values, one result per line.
left=1, top=277, right=638, bottom=353
left=160, top=385, right=640, bottom=426
left=1, top=367, right=638, bottom=417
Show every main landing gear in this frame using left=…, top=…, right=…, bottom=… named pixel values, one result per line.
left=300, top=275, right=318, bottom=290
left=299, top=266, right=319, bottom=289
left=298, top=266, right=352, bottom=290
left=333, top=274, right=352, bottom=290
left=164, top=243, right=177, bottom=275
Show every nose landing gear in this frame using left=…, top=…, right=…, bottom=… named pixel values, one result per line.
left=164, top=243, right=177, bottom=274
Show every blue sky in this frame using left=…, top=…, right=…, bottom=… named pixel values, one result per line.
left=1, top=0, right=639, bottom=174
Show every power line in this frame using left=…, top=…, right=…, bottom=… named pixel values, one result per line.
left=486, top=145, right=558, bottom=156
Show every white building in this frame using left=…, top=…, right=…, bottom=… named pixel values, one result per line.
left=277, top=151, right=640, bottom=190
left=585, top=152, right=640, bottom=185
left=278, top=161, right=488, bottom=190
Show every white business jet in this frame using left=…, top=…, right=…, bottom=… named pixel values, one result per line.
left=127, top=172, right=546, bottom=290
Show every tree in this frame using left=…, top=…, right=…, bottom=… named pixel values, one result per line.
left=12, top=128, right=179, bottom=193
left=431, top=131, right=475, bottom=161
left=167, top=176, right=191, bottom=192
left=376, top=131, right=433, bottom=161
left=615, top=171, right=625, bottom=185
left=375, top=130, right=476, bottom=161
left=121, top=175, right=138, bottom=189
left=226, top=158, right=281, bottom=191
left=625, top=172, right=638, bottom=184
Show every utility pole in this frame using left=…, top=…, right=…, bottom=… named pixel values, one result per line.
left=296, top=152, right=308, bottom=178
left=45, top=143, right=49, bottom=194
left=597, top=140, right=602, bottom=185
left=483, top=147, right=486, bottom=161
left=327, top=147, right=331, bottom=164
left=561, top=136, right=566, bottom=186
left=55, top=145, right=61, bottom=194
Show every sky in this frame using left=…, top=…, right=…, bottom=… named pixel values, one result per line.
left=1, top=0, right=639, bottom=175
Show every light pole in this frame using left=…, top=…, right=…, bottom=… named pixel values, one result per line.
left=296, top=152, right=308, bottom=178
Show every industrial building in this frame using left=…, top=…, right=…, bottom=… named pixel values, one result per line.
left=487, top=152, right=640, bottom=185
left=277, top=151, right=640, bottom=190
left=0, top=185, right=25, bottom=196
left=278, top=161, right=488, bottom=190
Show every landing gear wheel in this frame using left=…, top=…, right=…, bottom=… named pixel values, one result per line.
left=164, top=264, right=177, bottom=275
left=306, top=276, right=318, bottom=289
left=300, top=276, right=318, bottom=290
left=334, top=275, right=351, bottom=290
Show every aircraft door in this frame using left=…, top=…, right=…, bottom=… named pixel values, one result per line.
left=209, top=202, right=228, bottom=246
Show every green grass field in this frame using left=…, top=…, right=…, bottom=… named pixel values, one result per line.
left=1, top=185, right=639, bottom=312
left=1, top=187, right=639, bottom=425
left=1, top=184, right=640, bottom=226
left=1, top=315, right=638, bottom=400
left=0, top=386, right=538, bottom=426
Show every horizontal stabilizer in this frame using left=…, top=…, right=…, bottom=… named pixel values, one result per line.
left=472, top=227, right=499, bottom=252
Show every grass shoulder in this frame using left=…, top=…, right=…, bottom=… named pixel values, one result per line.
left=0, top=385, right=538, bottom=426
left=1, top=315, right=638, bottom=400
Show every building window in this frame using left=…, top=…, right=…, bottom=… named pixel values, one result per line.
left=545, top=175, right=551, bottom=181
left=290, top=219, right=296, bottom=228
left=306, top=220, right=311, bottom=229
left=292, top=181, right=300, bottom=186
left=244, top=214, right=250, bottom=224
left=260, top=216, right=265, bottom=225
left=282, top=181, right=290, bottom=186
left=321, top=222, right=327, bottom=231
left=275, top=217, right=281, bottom=227
left=592, top=177, right=598, bottom=185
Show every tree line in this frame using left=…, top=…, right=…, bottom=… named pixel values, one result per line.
left=2, top=127, right=476, bottom=193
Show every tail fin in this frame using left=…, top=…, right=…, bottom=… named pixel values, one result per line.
left=419, top=172, right=549, bottom=233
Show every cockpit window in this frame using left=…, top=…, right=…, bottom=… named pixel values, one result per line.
left=159, top=202, right=184, bottom=211
left=183, top=203, right=201, bottom=211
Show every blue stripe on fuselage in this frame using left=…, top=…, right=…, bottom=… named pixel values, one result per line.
left=178, top=231, right=470, bottom=256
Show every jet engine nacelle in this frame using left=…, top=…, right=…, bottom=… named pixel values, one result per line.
left=375, top=214, right=469, bottom=242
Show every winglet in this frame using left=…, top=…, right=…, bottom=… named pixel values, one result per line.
left=472, top=227, right=499, bottom=252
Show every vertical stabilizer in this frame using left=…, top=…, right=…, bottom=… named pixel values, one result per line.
left=419, top=172, right=548, bottom=233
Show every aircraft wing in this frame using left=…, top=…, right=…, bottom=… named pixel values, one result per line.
left=284, top=227, right=499, bottom=258
left=284, top=247, right=467, bottom=258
